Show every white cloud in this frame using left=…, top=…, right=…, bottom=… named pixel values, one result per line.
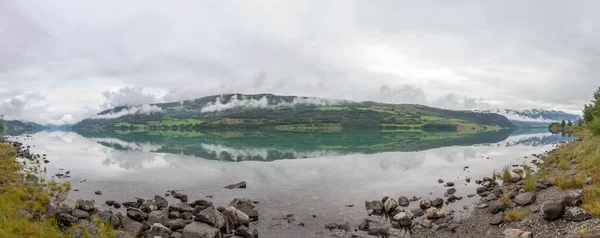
left=92, top=104, right=163, bottom=119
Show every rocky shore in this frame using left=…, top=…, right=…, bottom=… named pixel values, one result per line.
left=5, top=137, right=261, bottom=238
left=321, top=152, right=599, bottom=237
left=6, top=134, right=599, bottom=238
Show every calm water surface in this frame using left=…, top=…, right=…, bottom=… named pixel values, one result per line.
left=13, top=129, right=572, bottom=237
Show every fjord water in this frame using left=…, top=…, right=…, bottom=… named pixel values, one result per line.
left=15, top=129, right=571, bottom=237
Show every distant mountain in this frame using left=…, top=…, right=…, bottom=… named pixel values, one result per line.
left=0, top=119, right=44, bottom=135
left=73, top=93, right=515, bottom=136
left=474, top=109, right=580, bottom=127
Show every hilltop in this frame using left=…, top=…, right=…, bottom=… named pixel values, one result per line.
left=0, top=119, right=44, bottom=135
left=475, top=109, right=580, bottom=127
left=73, top=93, right=515, bottom=135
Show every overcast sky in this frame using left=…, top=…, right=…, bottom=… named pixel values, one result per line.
left=1, top=0, right=599, bottom=124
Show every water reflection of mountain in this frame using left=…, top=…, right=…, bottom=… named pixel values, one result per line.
left=75, top=129, right=516, bottom=162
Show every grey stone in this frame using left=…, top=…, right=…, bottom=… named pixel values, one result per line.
left=126, top=208, right=147, bottom=222
left=72, top=209, right=90, bottom=220
left=489, top=212, right=504, bottom=225
left=419, top=198, right=432, bottom=209
left=384, top=198, right=398, bottom=214
left=514, top=192, right=536, bottom=206
left=563, top=206, right=592, bottom=221
left=541, top=201, right=565, bottom=221
left=148, top=210, right=170, bottom=227
left=438, top=179, right=444, bottom=183
left=419, top=219, right=432, bottom=229
left=225, top=181, right=247, bottom=189
left=411, top=208, right=424, bottom=217
left=198, top=206, right=225, bottom=229
left=182, top=222, right=219, bottom=238
left=445, top=188, right=456, bottom=196
left=146, top=223, right=173, bottom=238
left=169, top=219, right=186, bottom=231
left=425, top=207, right=445, bottom=219
left=121, top=216, right=144, bottom=237
left=563, top=189, right=585, bottom=206
left=154, top=195, right=168, bottom=210
left=75, top=199, right=95, bottom=212
left=486, top=193, right=498, bottom=201
left=432, top=198, right=444, bottom=208
left=446, top=182, right=455, bottom=187
left=365, top=200, right=384, bottom=216
left=488, top=201, right=507, bottom=214
left=397, top=196, right=410, bottom=207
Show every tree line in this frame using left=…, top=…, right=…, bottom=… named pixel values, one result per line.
left=582, top=87, right=600, bottom=135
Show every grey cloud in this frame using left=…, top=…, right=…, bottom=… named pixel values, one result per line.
left=1, top=0, right=598, bottom=123
left=101, top=87, right=159, bottom=109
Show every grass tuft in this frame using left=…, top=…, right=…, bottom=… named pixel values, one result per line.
left=523, top=173, right=538, bottom=192
left=555, top=173, right=586, bottom=190
left=498, top=192, right=511, bottom=205
left=501, top=165, right=512, bottom=182
left=503, top=210, right=527, bottom=222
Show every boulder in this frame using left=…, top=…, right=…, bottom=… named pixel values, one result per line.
left=123, top=202, right=140, bottom=209
left=445, top=188, right=456, bottom=196
left=437, top=179, right=444, bottom=183
left=72, top=209, right=90, bottom=220
left=419, top=198, right=432, bottom=209
left=121, top=216, right=144, bottom=237
left=182, top=222, right=219, bottom=238
left=198, top=206, right=225, bottom=229
left=446, top=182, right=455, bottom=187
left=541, top=201, right=565, bottom=221
left=563, top=206, right=592, bottom=221
left=365, top=200, right=384, bottom=216
left=75, top=199, right=95, bottom=212
left=486, top=193, right=498, bottom=201
left=563, top=189, right=585, bottom=206
left=488, top=201, right=507, bottom=214
left=105, top=200, right=116, bottom=207
left=503, top=228, right=532, bottom=238
left=410, top=208, right=424, bottom=217
left=140, top=200, right=157, bottom=213
left=148, top=210, right=170, bottom=227
left=190, top=199, right=213, bottom=208
left=169, top=203, right=193, bottom=213
left=419, top=219, right=432, bottom=229
left=56, top=213, right=78, bottom=229
left=145, top=223, right=172, bottom=238
left=432, top=198, right=444, bottom=208
left=169, top=211, right=181, bottom=219
left=169, top=219, right=186, bottom=231
left=425, top=208, right=445, bottom=219
left=510, top=176, right=522, bottom=183
left=514, top=192, right=536, bottom=206
left=126, top=208, right=147, bottom=222
left=222, top=206, right=250, bottom=233
left=172, top=192, right=188, bottom=203
left=154, top=195, right=168, bottom=210
left=483, top=177, right=493, bottom=182
left=476, top=187, right=488, bottom=194
left=384, top=198, right=398, bottom=214
left=392, top=211, right=413, bottom=227
left=397, top=196, right=410, bottom=207
left=447, top=195, right=457, bottom=203
left=225, top=181, right=247, bottom=189
left=489, top=212, right=504, bottom=225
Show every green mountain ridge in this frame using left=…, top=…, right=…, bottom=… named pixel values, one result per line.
left=72, top=93, right=515, bottom=135
left=0, top=120, right=44, bottom=135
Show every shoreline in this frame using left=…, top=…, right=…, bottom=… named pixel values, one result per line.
left=0, top=129, right=592, bottom=238
left=333, top=128, right=598, bottom=238
left=0, top=136, right=261, bottom=238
